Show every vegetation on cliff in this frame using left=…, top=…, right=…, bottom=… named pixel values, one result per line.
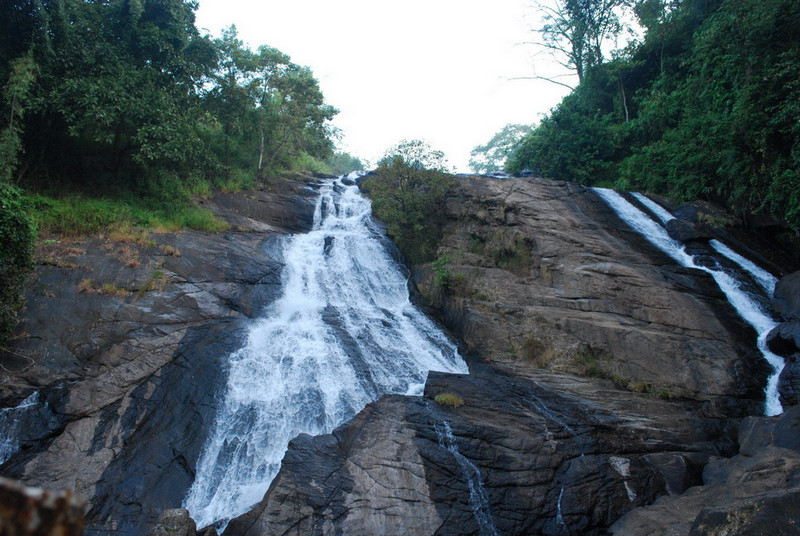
left=360, top=140, right=452, bottom=264
left=0, top=0, right=344, bottom=347
left=506, top=0, right=800, bottom=233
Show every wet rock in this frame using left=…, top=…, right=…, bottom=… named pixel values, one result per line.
left=778, top=354, right=800, bottom=406
left=767, top=321, right=800, bottom=356
left=0, top=477, right=87, bottom=536
left=148, top=509, right=196, bottom=536
left=0, top=175, right=321, bottom=535
left=773, top=270, right=800, bottom=320
left=416, top=176, right=768, bottom=411
left=611, top=406, right=800, bottom=535
left=225, top=366, right=722, bottom=536
left=666, top=218, right=713, bottom=243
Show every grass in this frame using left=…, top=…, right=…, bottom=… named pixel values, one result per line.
left=434, top=392, right=465, bottom=408
left=26, top=193, right=229, bottom=238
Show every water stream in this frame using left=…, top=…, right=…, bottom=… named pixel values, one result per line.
left=595, top=188, right=783, bottom=415
left=184, top=176, right=468, bottom=529
left=434, top=420, right=498, bottom=536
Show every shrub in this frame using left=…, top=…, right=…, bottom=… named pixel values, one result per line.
left=0, top=183, right=35, bottom=346
left=434, top=392, right=465, bottom=408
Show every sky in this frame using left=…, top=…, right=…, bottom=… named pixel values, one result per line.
left=194, top=0, right=574, bottom=172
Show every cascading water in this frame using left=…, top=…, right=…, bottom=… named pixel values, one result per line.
left=434, top=420, right=498, bottom=536
left=0, top=392, right=40, bottom=465
left=184, top=175, right=468, bottom=529
left=595, top=188, right=783, bottom=416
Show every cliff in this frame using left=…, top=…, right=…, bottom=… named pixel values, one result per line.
left=2, top=174, right=799, bottom=535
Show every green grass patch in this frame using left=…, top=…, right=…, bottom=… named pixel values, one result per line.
left=26, top=193, right=228, bottom=237
left=434, top=392, right=465, bottom=408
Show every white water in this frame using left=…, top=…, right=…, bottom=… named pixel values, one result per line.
left=184, top=176, right=468, bottom=529
left=0, top=392, right=40, bottom=465
left=710, top=239, right=778, bottom=296
left=435, top=420, right=498, bottom=536
left=594, top=188, right=784, bottom=416
left=631, top=192, right=779, bottom=296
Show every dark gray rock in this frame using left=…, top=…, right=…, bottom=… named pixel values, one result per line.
left=778, top=354, right=800, bottom=407
left=0, top=175, right=321, bottom=536
left=688, top=489, right=800, bottom=536
left=666, top=218, right=713, bottom=243
left=611, top=406, right=800, bottom=535
left=773, top=270, right=800, bottom=320
left=767, top=321, right=800, bottom=357
left=224, top=366, right=722, bottom=536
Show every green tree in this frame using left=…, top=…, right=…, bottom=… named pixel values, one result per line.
left=534, top=0, right=634, bottom=85
left=362, top=141, right=454, bottom=263
left=379, top=139, right=451, bottom=172
left=469, top=124, right=531, bottom=174
left=0, top=182, right=35, bottom=347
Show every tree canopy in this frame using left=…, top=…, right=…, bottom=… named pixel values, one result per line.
left=510, top=0, right=800, bottom=232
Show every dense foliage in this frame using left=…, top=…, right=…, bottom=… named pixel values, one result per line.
left=509, top=0, right=800, bottom=231
left=0, top=183, right=35, bottom=345
left=0, top=0, right=339, bottom=345
left=360, top=140, right=453, bottom=264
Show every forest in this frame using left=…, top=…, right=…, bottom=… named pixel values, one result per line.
left=0, top=0, right=353, bottom=344
left=506, top=0, right=800, bottom=235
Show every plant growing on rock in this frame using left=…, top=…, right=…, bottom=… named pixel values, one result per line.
left=0, top=183, right=35, bottom=347
left=360, top=141, right=453, bottom=264
left=434, top=392, right=465, bottom=408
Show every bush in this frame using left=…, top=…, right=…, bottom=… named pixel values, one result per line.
left=434, top=392, right=465, bottom=408
left=0, top=183, right=36, bottom=345
left=360, top=157, right=453, bottom=264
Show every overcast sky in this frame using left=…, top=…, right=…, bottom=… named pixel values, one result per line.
left=194, top=0, right=574, bottom=172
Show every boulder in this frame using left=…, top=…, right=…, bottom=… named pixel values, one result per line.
left=666, top=218, right=713, bottom=243
left=148, top=509, right=197, bottom=536
left=773, top=271, right=800, bottom=320
left=766, top=321, right=800, bottom=356
left=611, top=406, right=800, bottom=535
left=0, top=477, right=87, bottom=536
left=778, top=354, right=800, bottom=407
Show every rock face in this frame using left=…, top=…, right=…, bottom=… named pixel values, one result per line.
left=418, top=176, right=769, bottom=412
left=2, top=174, right=793, bottom=535
left=222, top=176, right=787, bottom=535
left=0, top=175, right=324, bottom=535
left=224, top=367, right=719, bottom=536
left=773, top=270, right=800, bottom=320
left=611, top=406, right=800, bottom=535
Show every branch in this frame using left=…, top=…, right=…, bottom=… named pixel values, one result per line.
left=509, top=75, right=576, bottom=91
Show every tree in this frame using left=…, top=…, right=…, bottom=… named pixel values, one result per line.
left=533, top=0, right=634, bottom=85
left=379, top=139, right=451, bottom=172
left=362, top=140, right=454, bottom=263
left=469, top=124, right=532, bottom=174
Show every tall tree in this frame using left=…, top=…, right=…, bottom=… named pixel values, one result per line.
left=534, top=0, right=634, bottom=84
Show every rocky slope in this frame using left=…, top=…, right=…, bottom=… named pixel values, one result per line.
left=0, top=174, right=324, bottom=535
left=2, top=173, right=799, bottom=535
left=225, top=175, right=800, bottom=535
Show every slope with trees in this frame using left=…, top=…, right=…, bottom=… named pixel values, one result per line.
left=509, top=0, right=800, bottom=234
left=0, top=0, right=341, bottom=347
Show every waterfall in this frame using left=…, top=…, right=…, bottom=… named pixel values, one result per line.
left=434, top=420, right=498, bottom=536
left=594, top=188, right=783, bottom=416
left=184, top=176, right=468, bottom=530
left=0, top=392, right=40, bottom=465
